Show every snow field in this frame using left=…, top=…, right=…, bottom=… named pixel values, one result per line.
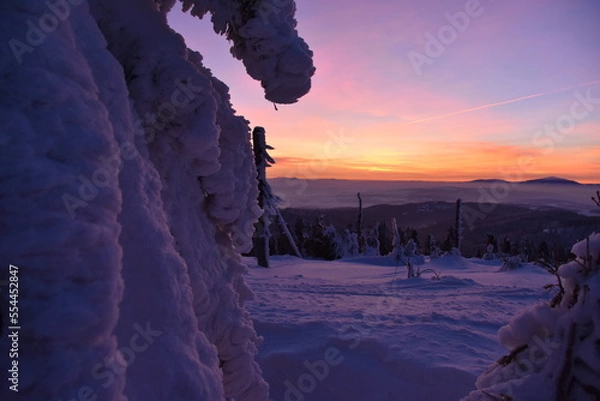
left=245, top=256, right=554, bottom=401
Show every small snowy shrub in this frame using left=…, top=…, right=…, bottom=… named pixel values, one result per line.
left=483, top=243, right=495, bottom=260
left=500, top=255, right=524, bottom=271
left=463, top=233, right=600, bottom=401
left=430, top=245, right=442, bottom=259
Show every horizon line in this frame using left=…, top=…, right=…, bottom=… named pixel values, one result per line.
left=270, top=176, right=599, bottom=185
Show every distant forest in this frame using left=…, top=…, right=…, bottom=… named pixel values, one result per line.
left=256, top=201, right=599, bottom=263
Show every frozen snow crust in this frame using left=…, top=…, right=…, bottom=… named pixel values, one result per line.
left=245, top=255, right=554, bottom=401
left=245, top=242, right=600, bottom=401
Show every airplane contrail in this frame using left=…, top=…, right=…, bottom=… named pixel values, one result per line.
left=403, top=79, right=600, bottom=125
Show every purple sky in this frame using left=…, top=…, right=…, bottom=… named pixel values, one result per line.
left=168, top=0, right=600, bottom=182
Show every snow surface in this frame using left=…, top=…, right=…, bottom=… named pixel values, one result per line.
left=244, top=255, right=555, bottom=401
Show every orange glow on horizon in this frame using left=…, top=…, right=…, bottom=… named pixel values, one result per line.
left=267, top=144, right=600, bottom=184
left=166, top=6, right=600, bottom=187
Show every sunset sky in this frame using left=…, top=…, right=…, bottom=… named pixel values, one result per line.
left=168, top=0, right=600, bottom=183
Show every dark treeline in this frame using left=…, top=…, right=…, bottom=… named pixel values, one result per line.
left=260, top=201, right=598, bottom=263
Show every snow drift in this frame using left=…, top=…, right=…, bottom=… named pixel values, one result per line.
left=0, top=1, right=314, bottom=400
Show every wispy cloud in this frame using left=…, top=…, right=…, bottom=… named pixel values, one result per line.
left=402, top=80, right=600, bottom=125
left=169, top=0, right=600, bottom=183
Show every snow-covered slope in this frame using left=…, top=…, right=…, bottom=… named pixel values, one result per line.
left=244, top=255, right=554, bottom=401
left=0, top=1, right=313, bottom=401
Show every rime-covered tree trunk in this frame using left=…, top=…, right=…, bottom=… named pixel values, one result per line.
left=274, top=208, right=302, bottom=258
left=357, top=192, right=365, bottom=254
left=251, top=127, right=300, bottom=265
left=454, top=198, right=463, bottom=253
left=391, top=217, right=400, bottom=253
left=252, top=127, right=274, bottom=268
left=0, top=1, right=314, bottom=400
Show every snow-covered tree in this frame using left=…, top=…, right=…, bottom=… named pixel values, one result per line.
left=357, top=192, right=365, bottom=253
left=500, top=255, right=524, bottom=271
left=341, top=229, right=360, bottom=258
left=463, top=233, right=600, bottom=401
left=406, top=227, right=420, bottom=249
left=442, top=226, right=457, bottom=252
left=252, top=126, right=276, bottom=267
left=455, top=198, right=463, bottom=253
left=391, top=217, right=401, bottom=254
left=251, top=127, right=300, bottom=263
left=405, top=239, right=418, bottom=259
left=305, top=216, right=341, bottom=260
left=377, top=221, right=392, bottom=255
left=518, top=237, right=531, bottom=262
left=501, top=236, right=512, bottom=256
left=365, top=224, right=381, bottom=256
left=0, top=1, right=314, bottom=401
left=294, top=217, right=309, bottom=255
left=393, top=244, right=406, bottom=264
left=487, top=233, right=499, bottom=253
left=425, top=233, right=436, bottom=255
left=390, top=237, right=426, bottom=268
left=430, top=245, right=442, bottom=259
left=534, top=240, right=549, bottom=262
left=323, top=222, right=342, bottom=260
left=483, top=243, right=496, bottom=260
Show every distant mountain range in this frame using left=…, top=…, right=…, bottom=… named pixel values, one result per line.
left=270, top=177, right=597, bottom=212
left=274, top=176, right=589, bottom=186
left=469, top=176, right=582, bottom=185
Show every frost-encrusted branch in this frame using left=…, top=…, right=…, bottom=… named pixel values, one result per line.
left=591, top=190, right=600, bottom=207
left=178, top=0, right=315, bottom=103
left=462, top=233, right=600, bottom=401
left=536, top=259, right=565, bottom=307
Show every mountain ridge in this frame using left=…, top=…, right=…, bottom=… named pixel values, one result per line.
left=272, top=176, right=588, bottom=185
